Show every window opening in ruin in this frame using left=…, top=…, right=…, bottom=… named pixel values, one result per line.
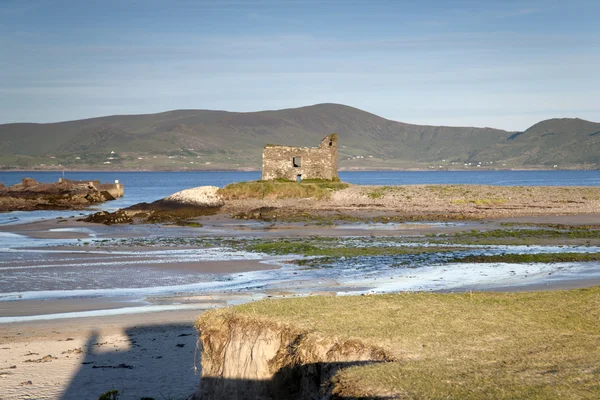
left=293, top=156, right=301, bottom=167
left=297, top=174, right=302, bottom=183
left=329, top=140, right=333, bottom=146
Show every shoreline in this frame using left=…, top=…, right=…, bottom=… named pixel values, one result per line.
left=2, top=167, right=599, bottom=172
left=1, top=207, right=600, bottom=399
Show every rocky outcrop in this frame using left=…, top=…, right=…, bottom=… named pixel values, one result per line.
left=83, top=186, right=223, bottom=225
left=162, top=186, right=224, bottom=208
left=194, top=312, right=392, bottom=400
left=0, top=178, right=114, bottom=211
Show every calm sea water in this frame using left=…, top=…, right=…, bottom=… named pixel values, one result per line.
left=0, top=170, right=599, bottom=225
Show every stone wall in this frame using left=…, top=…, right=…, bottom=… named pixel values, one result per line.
left=261, top=134, right=338, bottom=181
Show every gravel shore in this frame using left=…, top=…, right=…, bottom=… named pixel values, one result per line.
left=224, top=184, right=600, bottom=219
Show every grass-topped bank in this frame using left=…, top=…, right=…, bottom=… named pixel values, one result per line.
left=197, top=287, right=600, bottom=399
left=79, top=183, right=600, bottom=226
left=218, top=178, right=348, bottom=200
left=222, top=183, right=600, bottom=222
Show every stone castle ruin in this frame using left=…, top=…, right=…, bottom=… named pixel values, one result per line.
left=261, top=134, right=339, bottom=181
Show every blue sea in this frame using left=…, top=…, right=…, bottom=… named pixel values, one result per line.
left=0, top=169, right=598, bottom=225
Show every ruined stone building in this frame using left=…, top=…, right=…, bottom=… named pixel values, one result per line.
left=261, top=134, right=339, bottom=181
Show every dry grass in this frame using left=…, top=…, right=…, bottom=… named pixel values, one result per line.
left=452, top=197, right=508, bottom=206
left=218, top=180, right=348, bottom=200
left=221, top=288, right=600, bottom=399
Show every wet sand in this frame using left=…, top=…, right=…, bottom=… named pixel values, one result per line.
left=1, top=213, right=490, bottom=240
left=452, top=277, right=600, bottom=293
left=482, top=278, right=600, bottom=292
left=3, top=252, right=277, bottom=275
left=7, top=211, right=600, bottom=243
left=0, top=298, right=145, bottom=317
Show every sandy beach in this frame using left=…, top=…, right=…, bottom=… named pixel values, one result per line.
left=0, top=309, right=203, bottom=400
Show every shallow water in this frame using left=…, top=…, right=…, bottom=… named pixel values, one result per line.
left=1, top=232, right=599, bottom=315
left=0, top=245, right=267, bottom=300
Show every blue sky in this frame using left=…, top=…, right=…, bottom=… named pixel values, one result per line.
left=1, top=0, right=599, bottom=130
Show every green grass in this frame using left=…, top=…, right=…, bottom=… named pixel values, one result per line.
left=174, top=221, right=203, bottom=227
left=450, top=252, right=600, bottom=264
left=246, top=241, right=457, bottom=257
left=212, top=287, right=600, bottom=399
left=237, top=209, right=478, bottom=223
left=367, top=186, right=389, bottom=199
left=245, top=240, right=321, bottom=255
left=365, top=185, right=409, bottom=199
left=501, top=222, right=600, bottom=230
left=218, top=180, right=348, bottom=200
left=453, top=228, right=600, bottom=240
left=452, top=197, right=508, bottom=206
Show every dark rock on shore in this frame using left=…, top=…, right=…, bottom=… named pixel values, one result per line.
left=0, top=178, right=115, bottom=212
left=83, top=210, right=134, bottom=225
left=233, top=206, right=279, bottom=220
left=82, top=186, right=223, bottom=225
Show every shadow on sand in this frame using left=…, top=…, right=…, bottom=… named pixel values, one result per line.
left=60, top=322, right=199, bottom=400
left=62, top=324, right=391, bottom=400
left=199, top=360, right=394, bottom=400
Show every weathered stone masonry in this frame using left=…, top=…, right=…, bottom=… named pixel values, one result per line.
left=261, top=134, right=338, bottom=181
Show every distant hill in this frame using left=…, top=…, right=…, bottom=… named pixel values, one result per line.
left=472, top=117, right=600, bottom=168
left=0, top=104, right=598, bottom=170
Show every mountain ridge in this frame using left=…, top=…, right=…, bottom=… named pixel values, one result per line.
left=0, top=103, right=598, bottom=170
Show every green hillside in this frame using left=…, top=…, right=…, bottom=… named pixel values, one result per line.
left=472, top=118, right=600, bottom=167
left=0, top=104, right=597, bottom=170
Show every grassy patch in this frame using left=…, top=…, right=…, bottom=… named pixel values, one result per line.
left=501, top=222, right=600, bottom=230
left=238, top=209, right=478, bottom=223
left=219, top=287, right=600, bottom=399
left=218, top=180, right=348, bottom=200
left=365, top=185, right=409, bottom=199
left=463, top=228, right=600, bottom=239
left=174, top=221, right=203, bottom=227
left=366, top=186, right=391, bottom=199
left=299, top=177, right=348, bottom=190
left=246, top=241, right=457, bottom=258
left=452, top=198, right=508, bottom=206
left=241, top=237, right=465, bottom=268
left=246, top=240, right=321, bottom=255
left=451, top=252, right=600, bottom=264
